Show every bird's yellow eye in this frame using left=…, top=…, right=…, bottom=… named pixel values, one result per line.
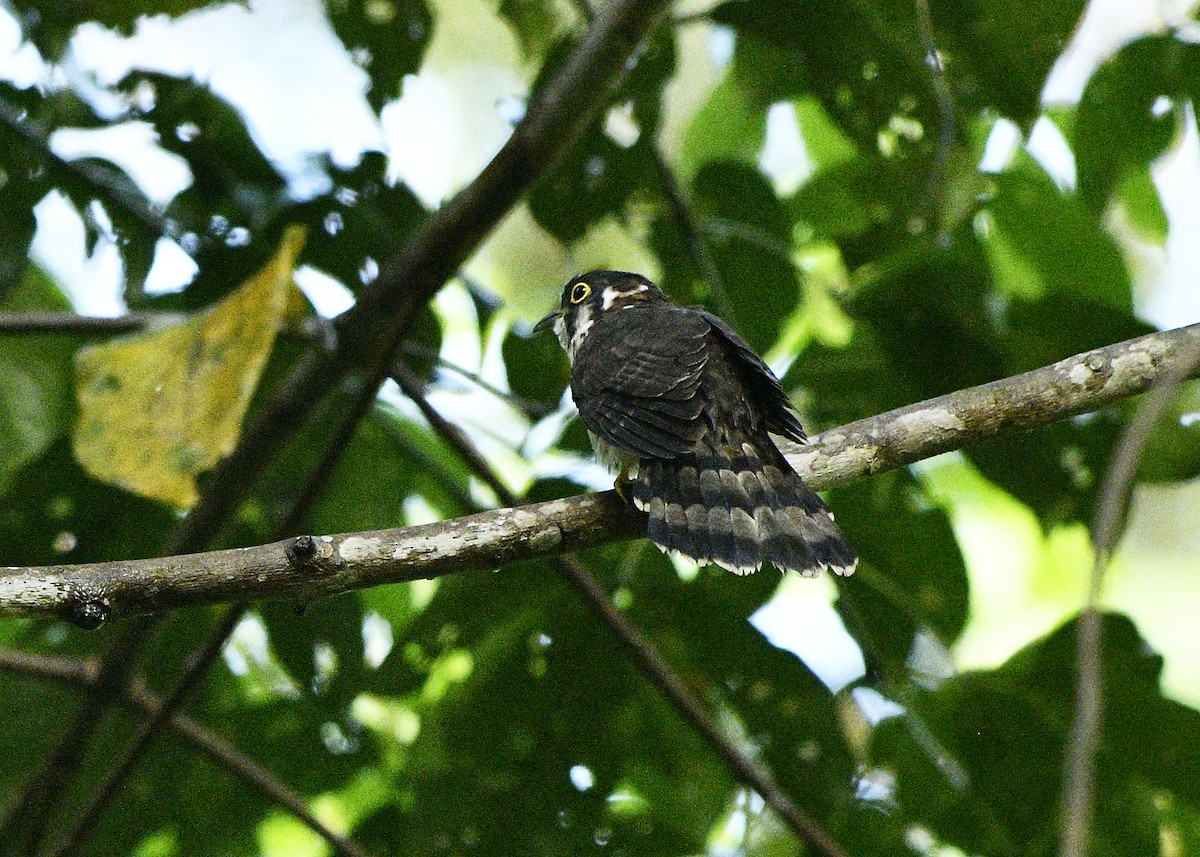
left=569, top=282, right=591, bottom=304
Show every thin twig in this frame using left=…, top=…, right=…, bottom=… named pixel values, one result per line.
left=47, top=606, right=247, bottom=857
left=0, top=94, right=166, bottom=238
left=398, top=368, right=848, bottom=856
left=0, top=622, right=149, bottom=857
left=912, top=0, right=956, bottom=235
left=0, top=311, right=329, bottom=340
left=1059, top=330, right=1200, bottom=857
left=401, top=342, right=554, bottom=417
left=649, top=146, right=735, bottom=322
left=0, top=650, right=372, bottom=857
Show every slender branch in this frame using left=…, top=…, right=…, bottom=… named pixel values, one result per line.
left=0, top=94, right=166, bottom=237
left=649, top=146, right=736, bottom=321
left=1059, top=330, right=1200, bottom=857
left=2, top=323, right=1195, bottom=619
left=46, top=608, right=246, bottom=857
left=0, top=651, right=373, bottom=857
left=405, top=344, right=554, bottom=417
left=0, top=622, right=149, bottom=856
left=397, top=365, right=847, bottom=856
left=0, top=311, right=330, bottom=340
left=912, top=0, right=956, bottom=233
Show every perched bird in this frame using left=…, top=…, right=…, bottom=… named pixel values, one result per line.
left=534, top=270, right=856, bottom=577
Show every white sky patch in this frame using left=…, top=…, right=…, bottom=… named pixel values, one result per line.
left=144, top=237, right=199, bottom=295
left=760, top=101, right=813, bottom=195
left=0, top=10, right=46, bottom=88
left=29, top=191, right=125, bottom=316
left=750, top=574, right=865, bottom=693
left=51, top=122, right=192, bottom=206
left=294, top=265, right=356, bottom=318
left=569, top=764, right=594, bottom=792
left=1026, top=116, right=1077, bottom=190
left=852, top=686, right=905, bottom=724
left=70, top=0, right=384, bottom=194
left=362, top=610, right=395, bottom=669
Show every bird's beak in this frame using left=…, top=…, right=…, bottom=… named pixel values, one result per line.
left=533, top=310, right=559, bottom=335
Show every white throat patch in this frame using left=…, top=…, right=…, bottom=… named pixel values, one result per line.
left=555, top=302, right=594, bottom=364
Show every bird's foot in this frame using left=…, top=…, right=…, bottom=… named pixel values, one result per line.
left=614, top=467, right=634, bottom=505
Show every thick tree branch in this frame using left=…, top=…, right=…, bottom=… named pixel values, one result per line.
left=0, top=651, right=373, bottom=857
left=2, top=323, right=1196, bottom=622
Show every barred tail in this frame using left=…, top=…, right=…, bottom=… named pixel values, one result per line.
left=628, top=440, right=857, bottom=577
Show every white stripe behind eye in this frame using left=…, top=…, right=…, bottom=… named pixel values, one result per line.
left=601, top=283, right=648, bottom=310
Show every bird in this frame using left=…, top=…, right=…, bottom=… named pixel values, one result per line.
left=534, top=270, right=856, bottom=577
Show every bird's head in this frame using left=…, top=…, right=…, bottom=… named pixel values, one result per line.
left=534, top=270, right=667, bottom=361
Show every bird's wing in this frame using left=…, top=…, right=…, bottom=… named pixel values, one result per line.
left=571, top=306, right=712, bottom=459
left=699, top=310, right=807, bottom=443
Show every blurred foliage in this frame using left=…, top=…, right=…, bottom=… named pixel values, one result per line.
left=0, top=1, right=1198, bottom=856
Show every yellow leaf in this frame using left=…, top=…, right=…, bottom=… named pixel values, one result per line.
left=74, top=226, right=308, bottom=508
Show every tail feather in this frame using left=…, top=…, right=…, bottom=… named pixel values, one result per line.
left=629, top=440, right=857, bottom=577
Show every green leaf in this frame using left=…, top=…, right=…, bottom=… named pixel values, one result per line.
left=327, top=0, right=431, bottom=111
left=1075, top=35, right=1200, bottom=216
left=984, top=169, right=1133, bottom=312
left=358, top=561, right=731, bottom=856
left=260, top=594, right=367, bottom=712
left=874, top=614, right=1200, bottom=855
left=0, top=267, right=78, bottom=498
left=677, top=74, right=765, bottom=183
left=833, top=469, right=969, bottom=682
left=0, top=437, right=177, bottom=565
left=498, top=0, right=573, bottom=60
left=850, top=240, right=1006, bottom=398
left=690, top=161, right=799, bottom=352
left=1132, top=383, right=1200, bottom=484
left=502, top=323, right=570, bottom=413
left=932, top=0, right=1087, bottom=128
left=712, top=0, right=935, bottom=154
left=526, top=24, right=675, bottom=245
left=623, top=546, right=868, bottom=846
left=1116, top=165, right=1169, bottom=244
left=0, top=86, right=44, bottom=299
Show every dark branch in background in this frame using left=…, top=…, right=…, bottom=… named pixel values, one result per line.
left=0, top=95, right=167, bottom=237
left=395, top=367, right=849, bottom=856
left=0, top=1, right=673, bottom=849
left=0, top=623, right=148, bottom=857
left=911, top=0, right=956, bottom=234
left=0, top=651, right=371, bottom=857
left=1060, top=331, right=1200, bottom=857
left=4, top=323, right=1197, bottom=620
left=47, top=608, right=246, bottom=857
left=0, top=311, right=329, bottom=340
left=0, top=312, right=184, bottom=335
left=649, top=148, right=736, bottom=322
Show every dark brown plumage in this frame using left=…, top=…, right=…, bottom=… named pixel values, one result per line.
left=535, top=270, right=856, bottom=577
